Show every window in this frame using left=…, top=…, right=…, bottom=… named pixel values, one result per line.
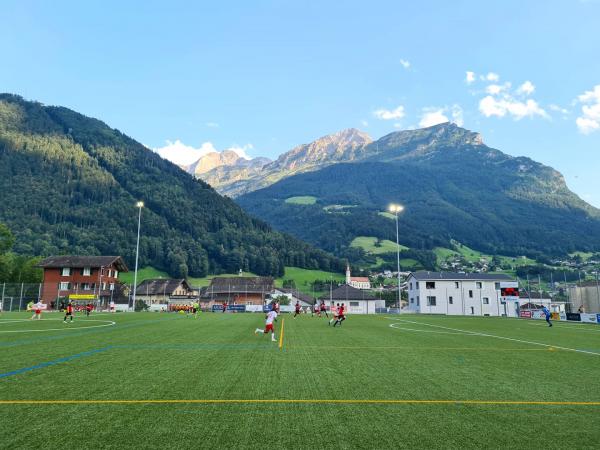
left=455, top=282, right=459, bottom=289
left=483, top=297, right=489, bottom=305
left=107, top=270, right=112, bottom=278
left=59, top=282, right=70, bottom=290
left=449, top=296, right=453, bottom=305
left=426, top=296, right=436, bottom=306
left=469, top=290, right=473, bottom=298
left=110, top=283, right=115, bottom=291
left=426, top=282, right=435, bottom=289
left=416, top=282, right=419, bottom=289
left=82, top=283, right=91, bottom=291
left=102, top=282, right=107, bottom=291
left=410, top=298, right=414, bottom=304
left=470, top=307, right=475, bottom=315
left=61, top=267, right=70, bottom=276
left=91, top=283, right=96, bottom=291
left=416, top=296, right=420, bottom=306
left=476, top=282, right=482, bottom=289
left=83, top=267, right=91, bottom=276
left=114, top=270, right=118, bottom=278
left=409, top=282, right=413, bottom=290
left=350, top=301, right=359, bottom=306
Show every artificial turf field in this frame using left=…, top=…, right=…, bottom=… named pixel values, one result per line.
left=1, top=311, right=599, bottom=449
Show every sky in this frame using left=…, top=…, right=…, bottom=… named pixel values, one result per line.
left=1, top=0, right=599, bottom=205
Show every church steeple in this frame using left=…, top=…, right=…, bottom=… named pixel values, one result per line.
left=345, top=264, right=351, bottom=284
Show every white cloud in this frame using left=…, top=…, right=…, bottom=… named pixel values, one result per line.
left=516, top=81, right=535, bottom=96
left=549, top=104, right=569, bottom=114
left=451, top=104, right=464, bottom=126
left=485, top=83, right=511, bottom=95
left=228, top=144, right=253, bottom=160
left=576, top=85, right=600, bottom=134
left=153, top=140, right=253, bottom=166
left=419, top=104, right=464, bottom=128
left=479, top=96, right=548, bottom=120
left=465, top=71, right=475, bottom=84
left=471, top=73, right=548, bottom=121
left=205, top=122, right=219, bottom=128
left=400, top=59, right=411, bottom=69
left=373, top=105, right=405, bottom=120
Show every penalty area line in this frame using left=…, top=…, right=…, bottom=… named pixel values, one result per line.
left=1, top=399, right=599, bottom=406
left=391, top=319, right=600, bottom=357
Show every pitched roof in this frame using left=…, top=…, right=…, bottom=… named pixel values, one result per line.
left=409, top=271, right=513, bottom=281
left=278, top=288, right=315, bottom=304
left=319, top=284, right=377, bottom=301
left=37, top=256, right=128, bottom=272
left=207, top=276, right=274, bottom=294
left=136, top=279, right=191, bottom=295
left=350, top=277, right=370, bottom=282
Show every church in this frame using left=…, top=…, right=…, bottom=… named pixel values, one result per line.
left=345, top=265, right=371, bottom=290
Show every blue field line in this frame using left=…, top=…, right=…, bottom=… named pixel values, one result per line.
left=0, top=346, right=114, bottom=380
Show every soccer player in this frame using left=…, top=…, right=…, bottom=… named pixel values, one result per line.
left=329, top=303, right=339, bottom=326
left=542, top=306, right=552, bottom=327
left=63, top=302, right=74, bottom=323
left=30, top=301, right=44, bottom=320
left=333, top=303, right=346, bottom=327
left=255, top=308, right=278, bottom=342
left=222, top=302, right=227, bottom=313
left=86, top=303, right=92, bottom=317
left=320, top=300, right=328, bottom=318
left=293, top=301, right=301, bottom=318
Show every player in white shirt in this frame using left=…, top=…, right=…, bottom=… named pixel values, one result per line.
left=255, top=309, right=278, bottom=342
left=30, top=301, right=44, bottom=320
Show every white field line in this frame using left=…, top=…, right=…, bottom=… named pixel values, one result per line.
left=389, top=324, right=471, bottom=335
left=0, top=319, right=115, bottom=333
left=389, top=318, right=600, bottom=357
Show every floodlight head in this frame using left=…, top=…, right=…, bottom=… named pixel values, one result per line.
left=389, top=204, right=405, bottom=213
left=136, top=201, right=144, bottom=208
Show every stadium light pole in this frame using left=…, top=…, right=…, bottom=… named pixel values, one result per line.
left=389, top=204, right=405, bottom=312
left=131, top=201, right=144, bottom=312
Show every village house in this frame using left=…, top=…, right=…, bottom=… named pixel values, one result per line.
left=320, top=284, right=385, bottom=314
left=345, top=265, right=371, bottom=290
left=37, top=255, right=128, bottom=307
left=200, top=276, right=274, bottom=307
left=135, top=279, right=195, bottom=305
left=407, top=271, right=518, bottom=317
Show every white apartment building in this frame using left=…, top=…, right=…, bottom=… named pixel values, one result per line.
left=406, top=271, right=518, bottom=317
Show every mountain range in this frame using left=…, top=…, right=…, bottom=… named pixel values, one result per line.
left=204, top=123, right=600, bottom=263
left=0, top=94, right=343, bottom=278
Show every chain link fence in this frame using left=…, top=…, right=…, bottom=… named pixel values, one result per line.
left=0, top=283, right=42, bottom=312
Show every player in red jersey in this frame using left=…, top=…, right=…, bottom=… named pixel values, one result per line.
left=333, top=303, right=346, bottom=327
left=86, top=303, right=93, bottom=317
left=320, top=300, right=328, bottom=318
left=254, top=309, right=278, bottom=342
left=221, top=302, right=227, bottom=313
left=63, top=302, right=74, bottom=323
left=293, top=301, right=302, bottom=318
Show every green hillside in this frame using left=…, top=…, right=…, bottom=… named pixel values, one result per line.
left=0, top=94, right=343, bottom=278
left=237, top=124, right=600, bottom=263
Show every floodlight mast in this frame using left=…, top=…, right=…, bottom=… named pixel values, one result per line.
left=389, top=204, right=405, bottom=312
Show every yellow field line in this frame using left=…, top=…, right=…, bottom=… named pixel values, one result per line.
left=279, top=318, right=285, bottom=350
left=0, top=399, right=599, bottom=406
left=286, top=346, right=555, bottom=351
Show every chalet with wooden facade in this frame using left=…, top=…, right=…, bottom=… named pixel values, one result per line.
left=200, top=276, right=274, bottom=306
left=135, top=279, right=195, bottom=304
